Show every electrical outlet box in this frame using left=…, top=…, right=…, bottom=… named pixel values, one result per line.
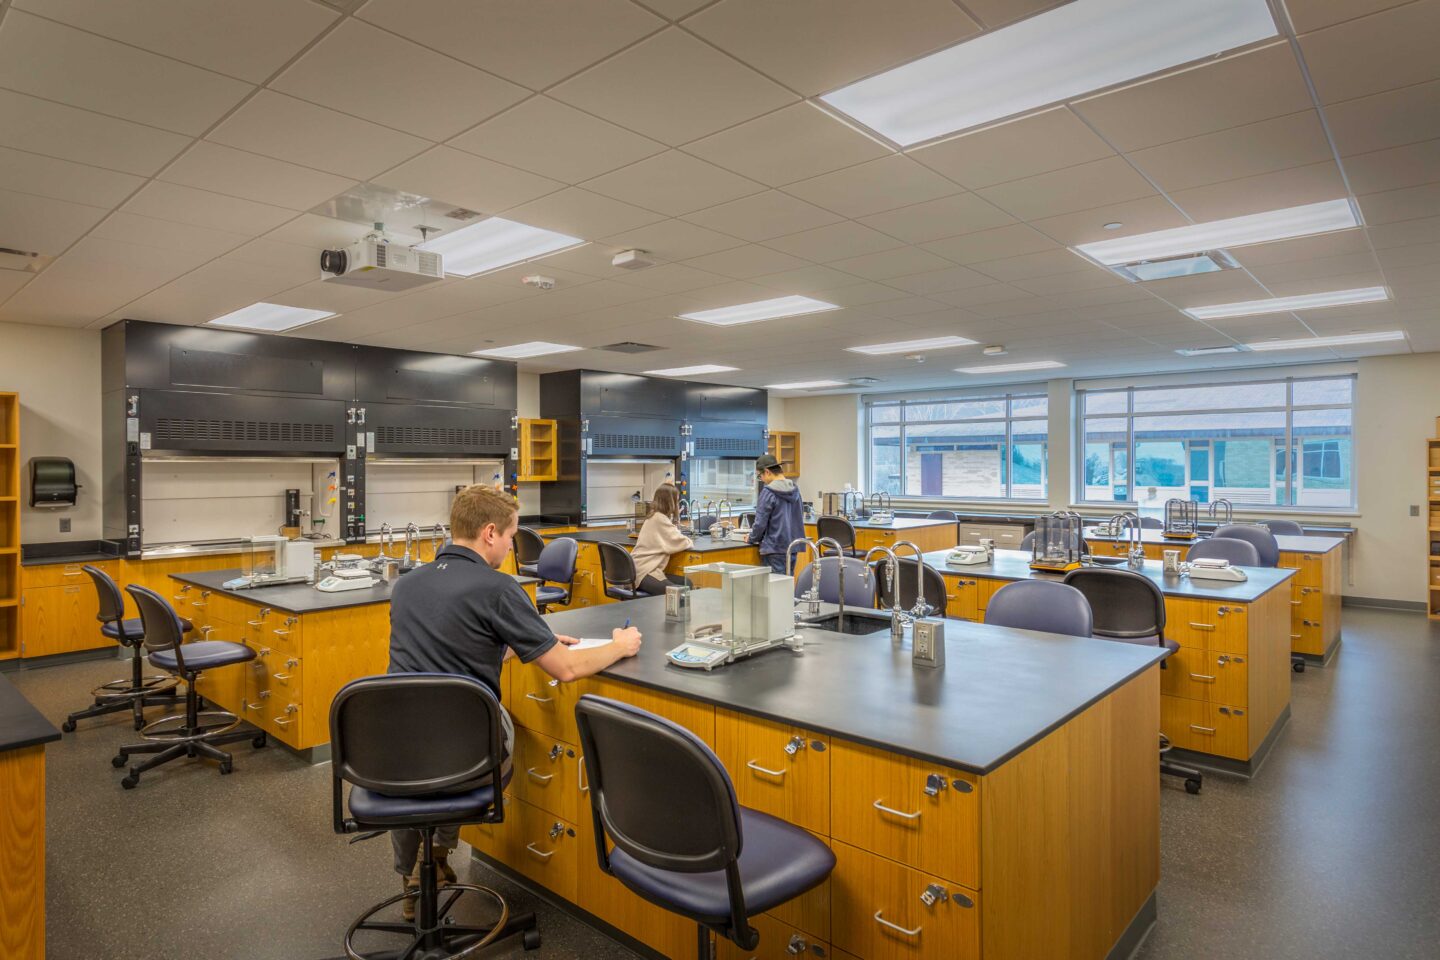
left=59, top=517, right=71, bottom=533
left=913, top=618, right=945, bottom=669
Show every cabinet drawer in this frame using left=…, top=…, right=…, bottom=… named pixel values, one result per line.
left=938, top=575, right=979, bottom=622
left=23, top=558, right=119, bottom=589
left=1165, top=600, right=1248, bottom=655
left=1159, top=647, right=1248, bottom=706
left=1291, top=618, right=1324, bottom=655
left=830, top=741, right=978, bottom=890
left=715, top=710, right=830, bottom=837
left=717, top=912, right=832, bottom=960
left=974, top=578, right=1004, bottom=615
left=1161, top=696, right=1248, bottom=760
left=509, top=797, right=577, bottom=904
left=511, top=727, right=579, bottom=823
left=241, top=657, right=275, bottom=733
left=269, top=698, right=303, bottom=747
left=249, top=612, right=302, bottom=659
left=831, top=841, right=979, bottom=960
left=461, top=794, right=515, bottom=863
left=1289, top=588, right=1323, bottom=622
left=1278, top=552, right=1325, bottom=587
left=513, top=662, right=579, bottom=744
left=262, top=648, right=303, bottom=698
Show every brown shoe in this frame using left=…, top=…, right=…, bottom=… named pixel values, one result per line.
left=400, top=873, right=419, bottom=922
left=433, top=844, right=458, bottom=885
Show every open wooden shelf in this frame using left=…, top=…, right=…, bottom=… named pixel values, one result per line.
left=0, top=392, right=17, bottom=655
left=1430, top=435, right=1440, bottom=620
left=767, top=430, right=801, bottom=478
left=517, top=418, right=558, bottom=483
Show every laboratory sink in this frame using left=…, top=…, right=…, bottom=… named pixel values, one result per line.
left=797, top=609, right=895, bottom=636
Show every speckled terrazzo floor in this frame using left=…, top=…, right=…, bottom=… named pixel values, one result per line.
left=6, top=605, right=1438, bottom=960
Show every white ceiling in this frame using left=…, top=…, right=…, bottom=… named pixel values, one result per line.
left=0, top=0, right=1437, bottom=394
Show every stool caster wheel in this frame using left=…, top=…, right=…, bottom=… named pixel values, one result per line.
left=1292, top=660, right=1305, bottom=673
left=111, top=754, right=126, bottom=769
left=1184, top=778, right=1202, bottom=795
left=522, top=929, right=541, bottom=951
left=252, top=734, right=267, bottom=749
left=121, top=773, right=139, bottom=790
left=61, top=719, right=76, bottom=733
left=219, top=761, right=233, bottom=775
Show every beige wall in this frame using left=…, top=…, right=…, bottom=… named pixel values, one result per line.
left=516, top=371, right=541, bottom=515
left=769, top=393, right=862, bottom=504
left=0, top=323, right=104, bottom=543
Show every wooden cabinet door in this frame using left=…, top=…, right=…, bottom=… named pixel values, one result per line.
left=512, top=661, right=580, bottom=744
left=507, top=797, right=578, bottom=903
left=1160, top=646, right=1249, bottom=707
left=715, top=709, right=830, bottom=836
left=830, top=841, right=979, bottom=960
left=21, top=584, right=107, bottom=657
left=510, top=726, right=579, bottom=823
left=716, top=911, right=832, bottom=960
left=938, top=575, right=979, bottom=622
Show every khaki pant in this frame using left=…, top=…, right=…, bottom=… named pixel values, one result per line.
left=390, top=706, right=515, bottom=874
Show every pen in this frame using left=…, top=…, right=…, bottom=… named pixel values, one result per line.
left=623, top=618, right=631, bottom=629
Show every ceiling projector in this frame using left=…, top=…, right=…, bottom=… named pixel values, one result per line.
left=320, top=238, right=443, bottom=291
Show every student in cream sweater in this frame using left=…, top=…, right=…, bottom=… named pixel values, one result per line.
left=631, top=483, right=692, bottom=595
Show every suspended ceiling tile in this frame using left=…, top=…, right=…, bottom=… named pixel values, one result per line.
left=682, top=102, right=892, bottom=187
left=0, top=145, right=143, bottom=208
left=0, top=12, right=252, bottom=136
left=14, top=0, right=339, bottom=84
left=886, top=265, right=995, bottom=295
left=610, top=262, right=729, bottom=293
left=598, top=218, right=745, bottom=261
left=502, top=187, right=666, bottom=239
left=271, top=19, right=526, bottom=141
left=763, top=221, right=904, bottom=263
left=1343, top=138, right=1440, bottom=195
left=1325, top=79, right=1440, bottom=156
left=857, top=193, right=1016, bottom=245
left=961, top=0, right=1067, bottom=29
left=1366, top=215, right=1440, bottom=249
left=911, top=108, right=1114, bottom=189
left=922, top=223, right=1059, bottom=264
left=762, top=273, right=899, bottom=300
left=632, top=0, right=712, bottom=18
left=1298, top=0, right=1440, bottom=105
left=970, top=248, right=1093, bottom=282
left=685, top=0, right=978, bottom=96
left=1030, top=195, right=1189, bottom=247
left=122, top=181, right=296, bottom=236
left=207, top=91, right=429, bottom=181
left=1010, top=269, right=1131, bottom=296
left=0, top=187, right=110, bottom=256
left=1374, top=242, right=1440, bottom=269
left=1137, top=271, right=1268, bottom=307
left=549, top=29, right=795, bottom=146
left=158, top=141, right=357, bottom=211
left=929, top=283, right=1039, bottom=308
left=583, top=151, right=763, bottom=217
left=1285, top=0, right=1416, bottom=32
left=829, top=246, right=954, bottom=281
left=977, top=156, right=1155, bottom=221
left=262, top=213, right=376, bottom=250
left=449, top=97, right=665, bottom=184
left=1357, top=182, right=1440, bottom=226
left=119, top=258, right=298, bottom=326
left=1246, top=252, right=1384, bottom=285
left=222, top=237, right=333, bottom=289
left=1071, top=43, right=1311, bottom=153
left=0, top=271, right=32, bottom=302
left=784, top=155, right=959, bottom=219
left=682, top=191, right=842, bottom=242
left=91, top=211, right=251, bottom=262
left=1125, top=111, right=1334, bottom=193
left=357, top=0, right=664, bottom=91
left=0, top=89, right=191, bottom=177
left=681, top=244, right=813, bottom=280
left=372, top=146, right=561, bottom=217
left=0, top=236, right=205, bottom=326
left=1231, top=230, right=1375, bottom=267
left=1168, top=161, right=1348, bottom=222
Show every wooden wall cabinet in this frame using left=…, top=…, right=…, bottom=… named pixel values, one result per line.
left=518, top=419, right=558, bottom=482
left=1430, top=435, right=1440, bottom=620
left=1, top=392, right=20, bottom=659
left=768, top=431, right=801, bottom=477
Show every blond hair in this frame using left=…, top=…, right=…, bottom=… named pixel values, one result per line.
left=650, top=483, right=681, bottom=522
left=450, top=484, right=518, bottom=540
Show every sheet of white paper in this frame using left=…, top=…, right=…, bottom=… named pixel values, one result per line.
left=569, top=637, right=614, bottom=650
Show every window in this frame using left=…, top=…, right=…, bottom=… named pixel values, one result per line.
left=866, top=391, right=1048, bottom=500
left=690, top=458, right=757, bottom=508
left=1078, top=375, right=1354, bottom=509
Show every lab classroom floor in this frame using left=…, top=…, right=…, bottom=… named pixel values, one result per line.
left=7, top=605, right=1439, bottom=959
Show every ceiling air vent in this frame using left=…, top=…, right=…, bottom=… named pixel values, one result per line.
left=596, top=342, right=664, bottom=354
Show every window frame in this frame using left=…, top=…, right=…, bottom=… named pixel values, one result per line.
left=1074, top=374, right=1356, bottom=511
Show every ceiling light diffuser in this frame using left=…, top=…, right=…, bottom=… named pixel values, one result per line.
left=846, top=335, right=978, bottom=356
left=955, top=360, right=1066, bottom=374
left=679, top=295, right=839, bottom=326
left=1175, top=345, right=1245, bottom=356
left=471, top=341, right=580, bottom=359
left=1112, top=252, right=1236, bottom=283
left=418, top=217, right=583, bottom=277
left=1245, top=331, right=1405, bottom=352
left=765, top=380, right=848, bottom=390
left=204, top=302, right=336, bottom=332
left=821, top=0, right=1277, bottom=147
left=1075, top=199, right=1359, bottom=265
left=1184, top=286, right=1389, bottom=321
left=643, top=364, right=739, bottom=377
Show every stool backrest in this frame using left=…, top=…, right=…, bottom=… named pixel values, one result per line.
left=597, top=541, right=637, bottom=588
left=816, top=516, right=856, bottom=549
left=1062, top=568, right=1164, bottom=641
left=985, top=580, right=1093, bottom=636
left=926, top=510, right=958, bottom=521
left=330, top=674, right=503, bottom=797
left=576, top=695, right=742, bottom=878
left=83, top=564, right=126, bottom=626
left=1187, top=537, right=1260, bottom=567
left=794, top=556, right=876, bottom=605
left=537, top=536, right=579, bottom=584
left=1263, top=519, right=1305, bottom=537
left=125, top=584, right=189, bottom=667
left=515, top=527, right=545, bottom=566
left=873, top=557, right=948, bottom=618
left=1213, top=524, right=1279, bottom=567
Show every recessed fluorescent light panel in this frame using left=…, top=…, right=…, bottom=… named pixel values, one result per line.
left=471, top=341, right=580, bottom=360
left=1110, top=251, right=1237, bottom=283
left=821, top=0, right=1277, bottom=147
left=955, top=360, right=1066, bottom=374
left=1246, top=331, right=1405, bottom=352
left=1175, top=345, right=1245, bottom=356
left=1075, top=199, right=1359, bottom=266
left=204, top=302, right=336, bottom=332
left=1184, top=286, right=1389, bottom=321
left=644, top=365, right=739, bottom=377
left=679, top=295, right=839, bottom=326
left=766, top=380, right=848, bottom=390
left=846, top=335, right=978, bottom=356
left=418, top=217, right=582, bottom=277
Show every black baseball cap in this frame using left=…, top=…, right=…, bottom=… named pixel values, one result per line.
left=755, top=454, right=782, bottom=471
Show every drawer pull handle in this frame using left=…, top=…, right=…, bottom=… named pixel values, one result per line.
left=577, top=754, right=588, bottom=793
left=746, top=760, right=786, bottom=778
left=1189, top=724, right=1216, bottom=735
left=872, top=800, right=921, bottom=820
left=1188, top=622, right=1215, bottom=631
left=272, top=672, right=292, bottom=682
left=191, top=602, right=207, bottom=608
left=873, top=911, right=922, bottom=938
left=1189, top=673, right=1216, bottom=682
left=526, top=767, right=555, bottom=783
left=273, top=629, right=291, bottom=637
left=1289, top=600, right=1302, bottom=606
left=1290, top=634, right=1302, bottom=640
left=525, top=843, right=555, bottom=860
left=524, top=693, right=553, bottom=704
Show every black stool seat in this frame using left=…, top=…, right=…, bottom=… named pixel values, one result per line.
left=348, top=779, right=503, bottom=826
left=535, top=585, right=568, bottom=605
left=103, top=617, right=192, bottom=641
left=610, top=807, right=834, bottom=923
left=148, top=640, right=253, bottom=672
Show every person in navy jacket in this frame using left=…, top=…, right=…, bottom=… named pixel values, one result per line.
left=748, top=453, right=804, bottom=574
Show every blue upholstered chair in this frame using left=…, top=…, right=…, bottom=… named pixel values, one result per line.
left=112, top=584, right=265, bottom=789
left=514, top=526, right=545, bottom=578
left=575, top=695, right=835, bottom=959
left=794, top=556, right=876, bottom=606
left=984, top=580, right=1093, bottom=636
left=534, top=536, right=579, bottom=612
left=598, top=541, right=642, bottom=601
left=926, top=510, right=958, bottom=521
left=1214, top=523, right=1280, bottom=567
left=815, top=516, right=859, bottom=557
left=329, top=674, right=538, bottom=958
left=873, top=557, right=948, bottom=618
left=1263, top=519, right=1305, bottom=537
left=1187, top=538, right=1260, bottom=566
left=61, top=565, right=185, bottom=733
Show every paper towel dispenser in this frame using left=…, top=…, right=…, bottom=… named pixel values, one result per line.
left=30, top=457, right=79, bottom=508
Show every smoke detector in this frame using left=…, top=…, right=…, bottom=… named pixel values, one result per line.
left=983, top=345, right=1007, bottom=356
left=904, top=353, right=926, bottom=363
left=611, top=249, right=654, bottom=270
left=522, top=275, right=556, bottom=290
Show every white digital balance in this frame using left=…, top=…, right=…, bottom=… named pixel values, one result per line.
left=1187, top=558, right=1248, bottom=582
